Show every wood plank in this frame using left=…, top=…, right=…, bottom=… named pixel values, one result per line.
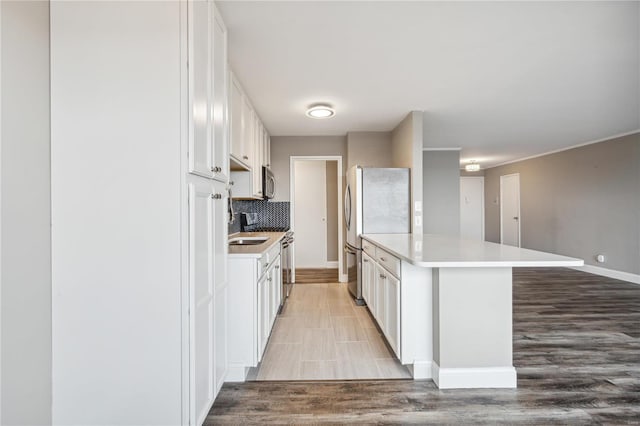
left=208, top=267, right=640, bottom=424
left=294, top=268, right=338, bottom=284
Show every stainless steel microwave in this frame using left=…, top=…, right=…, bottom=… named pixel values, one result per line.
left=262, top=166, right=275, bottom=199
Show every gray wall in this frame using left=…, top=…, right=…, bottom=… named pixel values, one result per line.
left=347, top=131, right=392, bottom=168
left=271, top=136, right=347, bottom=268
left=484, top=133, right=640, bottom=275
left=392, top=112, right=423, bottom=234
left=270, top=136, right=347, bottom=202
left=0, top=1, right=52, bottom=424
left=423, top=150, right=461, bottom=235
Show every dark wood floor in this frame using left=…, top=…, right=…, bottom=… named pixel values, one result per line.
left=294, top=268, right=339, bottom=284
left=207, top=268, right=640, bottom=424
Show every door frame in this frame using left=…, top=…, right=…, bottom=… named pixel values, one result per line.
left=460, top=176, right=485, bottom=241
left=290, top=156, right=345, bottom=282
left=500, top=173, right=521, bottom=247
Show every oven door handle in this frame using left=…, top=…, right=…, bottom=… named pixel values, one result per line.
left=344, top=244, right=358, bottom=255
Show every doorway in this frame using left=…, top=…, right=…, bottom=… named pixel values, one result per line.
left=460, top=177, right=485, bottom=240
left=500, top=173, right=521, bottom=247
left=290, top=156, right=344, bottom=282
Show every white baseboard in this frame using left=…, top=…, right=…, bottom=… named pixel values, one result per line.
left=571, top=264, right=640, bottom=285
left=326, top=261, right=339, bottom=268
left=432, top=362, right=517, bottom=389
left=408, top=360, right=433, bottom=379
left=339, top=273, right=348, bottom=283
left=224, top=364, right=249, bottom=382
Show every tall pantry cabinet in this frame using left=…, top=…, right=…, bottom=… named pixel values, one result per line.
left=51, top=1, right=229, bottom=425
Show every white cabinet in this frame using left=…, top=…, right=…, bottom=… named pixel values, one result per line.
left=50, top=1, right=229, bottom=424
left=362, top=252, right=375, bottom=308
left=230, top=75, right=246, bottom=164
left=228, top=71, right=270, bottom=199
left=188, top=1, right=228, bottom=182
left=364, top=248, right=401, bottom=360
left=228, top=243, right=282, bottom=380
left=188, top=180, right=228, bottom=425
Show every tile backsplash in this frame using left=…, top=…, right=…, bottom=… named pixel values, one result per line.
left=229, top=200, right=290, bottom=234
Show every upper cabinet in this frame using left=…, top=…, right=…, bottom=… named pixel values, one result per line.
left=188, top=0, right=229, bottom=182
left=229, top=71, right=270, bottom=199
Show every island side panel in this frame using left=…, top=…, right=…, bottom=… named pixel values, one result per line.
left=433, top=267, right=517, bottom=389
left=400, top=262, right=433, bottom=378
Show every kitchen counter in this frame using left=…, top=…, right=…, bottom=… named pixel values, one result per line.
left=359, top=233, right=584, bottom=390
left=361, top=233, right=583, bottom=268
left=227, top=232, right=286, bottom=258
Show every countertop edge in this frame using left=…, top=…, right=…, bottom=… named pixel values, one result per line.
left=228, top=232, right=285, bottom=258
left=361, top=234, right=585, bottom=268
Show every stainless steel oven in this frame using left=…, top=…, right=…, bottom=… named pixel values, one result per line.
left=262, top=166, right=276, bottom=199
left=279, top=231, right=294, bottom=312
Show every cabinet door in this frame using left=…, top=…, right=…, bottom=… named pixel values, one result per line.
left=211, top=4, right=228, bottom=181
left=188, top=182, right=215, bottom=425
left=263, top=129, right=271, bottom=168
left=269, top=256, right=281, bottom=324
left=375, top=263, right=386, bottom=330
left=212, top=181, right=228, bottom=392
left=361, top=252, right=372, bottom=306
left=229, top=74, right=245, bottom=164
left=188, top=0, right=213, bottom=179
left=385, top=274, right=401, bottom=358
left=253, top=118, right=264, bottom=197
left=242, top=98, right=254, bottom=166
left=257, top=275, right=267, bottom=361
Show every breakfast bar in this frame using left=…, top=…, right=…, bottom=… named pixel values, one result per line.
left=361, top=234, right=583, bottom=389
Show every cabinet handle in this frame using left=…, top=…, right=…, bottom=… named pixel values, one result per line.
left=380, top=257, right=387, bottom=262
left=211, top=166, right=222, bottom=173
left=243, top=155, right=249, bottom=160
left=379, top=274, right=386, bottom=279
left=275, top=266, right=280, bottom=270
left=267, top=277, right=272, bottom=282
left=363, top=259, right=368, bottom=263
left=211, top=193, right=222, bottom=200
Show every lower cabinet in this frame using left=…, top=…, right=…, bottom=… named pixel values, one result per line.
left=362, top=246, right=401, bottom=359
left=188, top=180, right=229, bottom=424
left=228, top=243, right=281, bottom=380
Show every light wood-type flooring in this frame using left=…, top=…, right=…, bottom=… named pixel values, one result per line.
left=294, top=268, right=339, bottom=284
left=208, top=268, right=640, bottom=424
left=253, top=281, right=411, bottom=380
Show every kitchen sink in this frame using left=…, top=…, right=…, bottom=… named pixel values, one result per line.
left=228, top=237, right=269, bottom=246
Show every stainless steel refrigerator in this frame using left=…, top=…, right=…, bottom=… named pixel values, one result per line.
left=344, top=166, right=410, bottom=303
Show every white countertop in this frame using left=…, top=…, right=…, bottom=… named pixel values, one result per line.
left=361, top=234, right=584, bottom=268
left=227, top=232, right=285, bottom=258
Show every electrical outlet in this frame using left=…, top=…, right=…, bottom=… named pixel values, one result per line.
left=415, top=216, right=422, bottom=227
left=596, top=254, right=605, bottom=263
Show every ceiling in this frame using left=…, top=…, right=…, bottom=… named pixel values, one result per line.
left=217, top=1, right=640, bottom=168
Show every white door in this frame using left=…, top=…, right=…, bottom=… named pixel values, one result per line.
left=385, top=273, right=400, bottom=358
left=229, top=74, right=245, bottom=162
left=294, top=160, right=328, bottom=268
left=500, top=173, right=521, bottom=247
left=188, top=183, right=215, bottom=425
left=211, top=4, right=228, bottom=181
left=460, top=177, right=484, bottom=240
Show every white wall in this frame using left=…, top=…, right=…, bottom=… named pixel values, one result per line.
left=0, top=1, right=52, bottom=424
left=50, top=2, right=183, bottom=424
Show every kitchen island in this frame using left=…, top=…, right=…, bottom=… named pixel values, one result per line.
left=361, top=233, right=583, bottom=389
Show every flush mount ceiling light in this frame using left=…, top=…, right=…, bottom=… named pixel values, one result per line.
left=465, top=160, right=480, bottom=172
left=306, top=104, right=335, bottom=119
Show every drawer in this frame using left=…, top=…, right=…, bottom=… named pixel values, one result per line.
left=362, top=240, right=376, bottom=258
left=376, top=247, right=400, bottom=279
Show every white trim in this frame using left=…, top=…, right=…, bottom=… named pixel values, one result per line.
left=289, top=155, right=344, bottom=283
left=326, top=261, right=339, bottom=268
left=432, top=362, right=517, bottom=389
left=489, top=130, right=640, bottom=169
left=499, top=173, right=521, bottom=247
left=460, top=176, right=485, bottom=241
left=571, top=265, right=640, bottom=285
left=407, top=360, right=433, bottom=379
left=225, top=364, right=249, bottom=382
left=423, top=147, right=462, bottom=151
left=339, top=273, right=348, bottom=283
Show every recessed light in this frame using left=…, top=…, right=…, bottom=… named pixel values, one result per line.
left=306, top=104, right=335, bottom=119
left=465, top=161, right=480, bottom=172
